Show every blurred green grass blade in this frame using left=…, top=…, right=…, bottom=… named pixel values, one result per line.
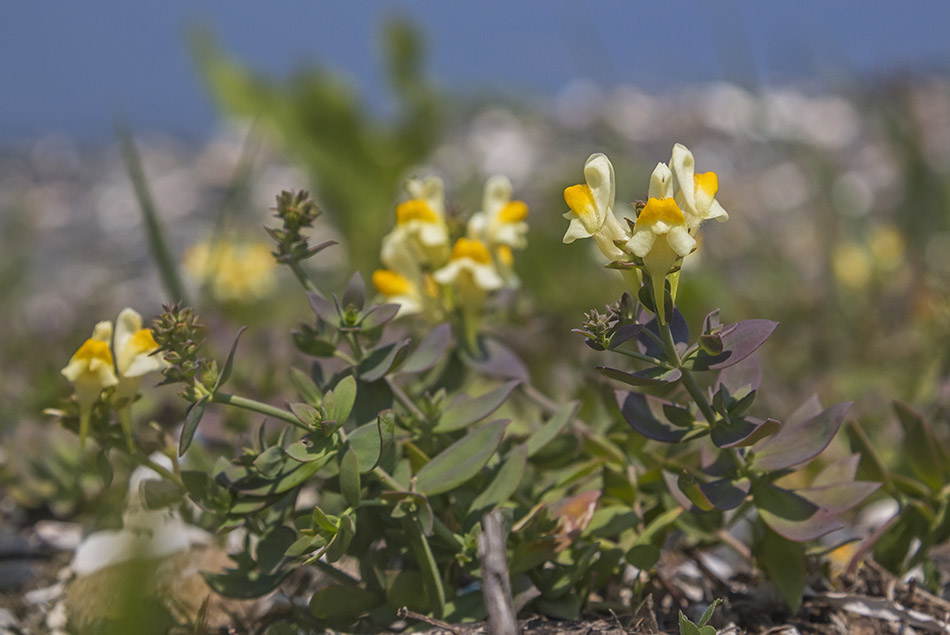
left=116, top=119, right=188, bottom=303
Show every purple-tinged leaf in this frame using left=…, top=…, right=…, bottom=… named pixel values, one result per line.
left=526, top=401, right=579, bottom=457
left=463, top=336, right=529, bottom=382
left=812, top=455, right=862, bottom=488
left=753, top=483, right=844, bottom=542
left=701, top=449, right=734, bottom=477
left=751, top=402, right=850, bottom=472
left=716, top=354, right=763, bottom=394
left=700, top=477, right=751, bottom=511
left=711, top=417, right=781, bottom=449
left=787, top=394, right=822, bottom=428
left=616, top=391, right=692, bottom=443
left=435, top=380, right=520, bottom=432
left=303, top=239, right=337, bottom=258
left=662, top=470, right=695, bottom=510
left=358, top=339, right=411, bottom=382
left=341, top=272, right=365, bottom=310
left=307, top=291, right=338, bottom=325
left=698, top=333, right=724, bottom=356
left=662, top=402, right=695, bottom=428
left=638, top=309, right=689, bottom=359
left=572, top=328, right=606, bottom=351
left=689, top=320, right=778, bottom=371
left=360, top=303, right=400, bottom=330
left=599, top=365, right=682, bottom=387
left=798, top=481, right=880, bottom=514
left=397, top=324, right=452, bottom=375
left=608, top=324, right=642, bottom=350
left=179, top=396, right=209, bottom=456
left=703, top=309, right=722, bottom=334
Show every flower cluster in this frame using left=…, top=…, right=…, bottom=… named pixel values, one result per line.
left=372, top=174, right=528, bottom=323
left=182, top=238, right=277, bottom=303
left=562, top=144, right=728, bottom=323
left=61, top=308, right=167, bottom=448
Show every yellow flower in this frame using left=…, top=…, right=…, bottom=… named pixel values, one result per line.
left=113, top=308, right=167, bottom=448
left=434, top=238, right=504, bottom=307
left=626, top=196, right=696, bottom=324
left=562, top=153, right=629, bottom=262
left=61, top=321, right=119, bottom=448
left=468, top=175, right=530, bottom=250
left=182, top=239, right=277, bottom=302
left=372, top=269, right=424, bottom=317
left=381, top=176, right=451, bottom=271
left=669, top=143, right=729, bottom=231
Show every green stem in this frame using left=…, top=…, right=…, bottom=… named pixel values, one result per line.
left=659, top=321, right=718, bottom=426
left=612, top=348, right=671, bottom=367
left=210, top=392, right=306, bottom=429
left=312, top=559, right=360, bottom=586
left=386, top=377, right=428, bottom=423
left=134, top=451, right=183, bottom=489
left=286, top=259, right=319, bottom=294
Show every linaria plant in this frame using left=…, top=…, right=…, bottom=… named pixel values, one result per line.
left=48, top=146, right=882, bottom=631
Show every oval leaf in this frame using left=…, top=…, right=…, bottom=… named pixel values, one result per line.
left=307, top=291, right=338, bottom=324
left=341, top=272, right=365, bottom=311
left=469, top=446, right=528, bottom=514
left=328, top=375, right=357, bottom=427
left=179, top=395, right=209, bottom=456
left=213, top=326, right=248, bottom=392
left=358, top=339, right=411, bottom=382
left=751, top=402, right=850, bottom=471
left=397, top=324, right=452, bottom=375
left=615, top=391, right=692, bottom=443
left=526, top=401, right=579, bottom=458
left=340, top=447, right=361, bottom=508
left=347, top=421, right=382, bottom=473
left=753, top=483, right=843, bottom=541
left=360, top=302, right=400, bottom=330
left=711, top=417, right=781, bottom=449
left=415, top=419, right=509, bottom=496
left=462, top=336, right=528, bottom=381
left=435, top=380, right=519, bottom=433
left=599, top=365, right=681, bottom=387
left=689, top=320, right=778, bottom=371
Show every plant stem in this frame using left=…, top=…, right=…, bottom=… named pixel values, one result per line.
left=386, top=377, right=428, bottom=423
left=134, top=451, right=183, bottom=489
left=612, top=348, right=671, bottom=367
left=211, top=392, right=307, bottom=429
left=658, top=321, right=718, bottom=426
left=286, top=259, right=319, bottom=294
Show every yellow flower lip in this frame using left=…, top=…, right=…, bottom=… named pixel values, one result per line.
left=396, top=199, right=439, bottom=224
left=128, top=328, right=159, bottom=356
left=372, top=269, right=414, bottom=296
left=694, top=171, right=719, bottom=198
left=563, top=184, right=596, bottom=223
left=450, top=238, right=492, bottom=264
left=497, top=200, right=529, bottom=223
left=637, top=197, right=686, bottom=226
left=73, top=339, right=114, bottom=365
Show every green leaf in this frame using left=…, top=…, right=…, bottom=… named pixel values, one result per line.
left=312, top=506, right=338, bottom=534
left=285, top=432, right=336, bottom=464
left=895, top=401, right=946, bottom=491
left=698, top=598, right=722, bottom=627
left=626, top=544, right=661, bottom=569
left=327, top=375, right=357, bottom=428
left=341, top=271, right=365, bottom=311
left=225, top=459, right=322, bottom=497
left=397, top=323, right=451, bottom=375
left=289, top=368, right=323, bottom=407
left=526, top=401, right=579, bottom=457
left=253, top=446, right=286, bottom=478
left=340, top=447, right=361, bottom=508
left=324, top=514, right=355, bottom=563
left=469, top=446, right=527, bottom=513
left=289, top=402, right=322, bottom=429
left=358, top=339, right=411, bottom=382
left=416, top=420, right=509, bottom=495
left=139, top=479, right=183, bottom=509
left=256, top=525, right=296, bottom=574
left=309, top=585, right=380, bottom=621
left=178, top=395, right=209, bottom=456
left=679, top=611, right=702, bottom=635
left=292, top=329, right=337, bottom=357
left=347, top=420, right=382, bottom=473
left=434, top=380, right=519, bottom=432
left=757, top=527, right=805, bottom=611
left=402, top=516, right=446, bottom=618
left=689, top=319, right=778, bottom=371
left=204, top=568, right=289, bottom=599
left=213, top=326, right=248, bottom=393
left=598, top=365, right=682, bottom=387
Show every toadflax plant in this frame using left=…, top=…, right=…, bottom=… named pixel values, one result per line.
left=48, top=144, right=882, bottom=631
left=565, top=144, right=880, bottom=609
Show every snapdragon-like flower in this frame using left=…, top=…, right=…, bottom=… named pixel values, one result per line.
left=182, top=239, right=277, bottom=303
left=468, top=175, right=530, bottom=250
left=371, top=269, right=424, bottom=317
left=61, top=321, right=119, bottom=448
left=562, top=153, right=628, bottom=262
left=626, top=193, right=696, bottom=325
left=434, top=238, right=504, bottom=308
left=114, top=308, right=167, bottom=447
left=669, top=143, right=728, bottom=231
left=380, top=176, right=451, bottom=270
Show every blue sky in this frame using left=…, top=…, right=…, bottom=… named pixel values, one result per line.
left=2, top=1, right=948, bottom=143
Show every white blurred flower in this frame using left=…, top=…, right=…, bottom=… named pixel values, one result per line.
left=467, top=175, right=529, bottom=250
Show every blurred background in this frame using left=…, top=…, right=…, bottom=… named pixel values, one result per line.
left=1, top=1, right=949, bottom=526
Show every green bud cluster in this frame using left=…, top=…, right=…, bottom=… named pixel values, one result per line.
left=151, top=304, right=213, bottom=400
left=266, top=189, right=323, bottom=262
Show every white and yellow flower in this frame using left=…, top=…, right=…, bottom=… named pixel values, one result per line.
left=562, top=153, right=629, bottom=262
left=113, top=308, right=167, bottom=448
left=61, top=321, right=119, bottom=448
left=626, top=195, right=696, bottom=324
left=468, top=175, right=530, bottom=250
left=669, top=143, right=728, bottom=231
left=381, top=176, right=451, bottom=270
left=434, top=238, right=504, bottom=308
left=182, top=239, right=277, bottom=303
left=371, top=269, right=424, bottom=318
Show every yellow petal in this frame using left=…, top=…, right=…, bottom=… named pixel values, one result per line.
left=636, top=197, right=686, bottom=227
left=497, top=200, right=529, bottom=223
left=396, top=199, right=439, bottom=224
left=450, top=238, right=492, bottom=264
left=694, top=171, right=719, bottom=199
left=373, top=269, right=414, bottom=297
left=563, top=184, right=598, bottom=230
